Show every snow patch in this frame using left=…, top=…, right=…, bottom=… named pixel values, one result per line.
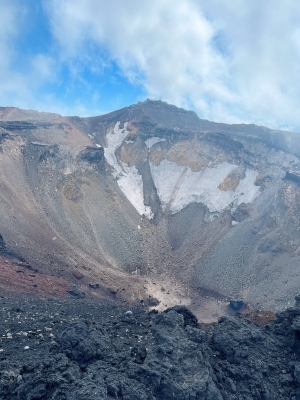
left=104, top=122, right=129, bottom=175
left=104, top=122, right=153, bottom=219
left=150, top=159, right=260, bottom=214
left=145, top=137, right=166, bottom=150
left=64, top=167, right=72, bottom=175
left=117, top=165, right=153, bottom=218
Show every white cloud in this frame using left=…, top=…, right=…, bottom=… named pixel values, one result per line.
left=45, top=0, right=300, bottom=131
left=45, top=1, right=231, bottom=115
left=43, top=0, right=300, bottom=129
left=31, top=54, right=57, bottom=82
left=0, top=1, right=299, bottom=130
left=0, top=2, right=59, bottom=111
left=0, top=1, right=27, bottom=97
left=200, top=0, right=300, bottom=129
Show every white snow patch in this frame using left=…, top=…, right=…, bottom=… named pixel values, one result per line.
left=104, top=122, right=129, bottom=176
left=234, top=169, right=260, bottom=205
left=145, top=137, right=166, bottom=150
left=64, top=167, right=72, bottom=175
left=150, top=160, right=260, bottom=214
left=104, top=122, right=153, bottom=219
left=117, top=164, right=153, bottom=218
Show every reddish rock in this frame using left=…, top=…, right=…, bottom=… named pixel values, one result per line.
left=72, top=271, right=84, bottom=280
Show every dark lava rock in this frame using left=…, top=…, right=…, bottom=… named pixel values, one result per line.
left=0, top=298, right=300, bottom=399
left=89, top=283, right=100, bottom=289
left=232, top=202, right=250, bottom=222
left=164, top=305, right=199, bottom=327
left=60, top=320, right=111, bottom=363
left=67, top=285, right=86, bottom=299
left=229, top=299, right=244, bottom=311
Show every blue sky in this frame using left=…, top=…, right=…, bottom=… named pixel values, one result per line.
left=1, top=0, right=300, bottom=131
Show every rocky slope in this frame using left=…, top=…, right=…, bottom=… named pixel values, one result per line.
left=0, top=101, right=300, bottom=321
left=0, top=295, right=300, bottom=399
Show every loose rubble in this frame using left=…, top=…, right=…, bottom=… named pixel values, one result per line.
left=0, top=296, right=300, bottom=399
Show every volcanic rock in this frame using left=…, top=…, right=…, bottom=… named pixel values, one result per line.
left=0, top=296, right=299, bottom=399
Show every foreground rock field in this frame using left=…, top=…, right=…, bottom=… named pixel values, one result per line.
left=0, top=295, right=300, bottom=399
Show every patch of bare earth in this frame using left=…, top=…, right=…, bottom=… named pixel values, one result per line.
left=246, top=310, right=277, bottom=325
left=218, top=167, right=244, bottom=191
left=0, top=256, right=71, bottom=298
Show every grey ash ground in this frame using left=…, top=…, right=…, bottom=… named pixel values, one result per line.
left=0, top=294, right=300, bottom=399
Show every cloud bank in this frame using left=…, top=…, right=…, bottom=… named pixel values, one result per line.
left=1, top=0, right=300, bottom=130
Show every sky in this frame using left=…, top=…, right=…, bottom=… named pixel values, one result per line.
left=1, top=0, right=300, bottom=131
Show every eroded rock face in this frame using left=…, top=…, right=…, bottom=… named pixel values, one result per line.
left=0, top=100, right=300, bottom=315
left=0, top=296, right=299, bottom=399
